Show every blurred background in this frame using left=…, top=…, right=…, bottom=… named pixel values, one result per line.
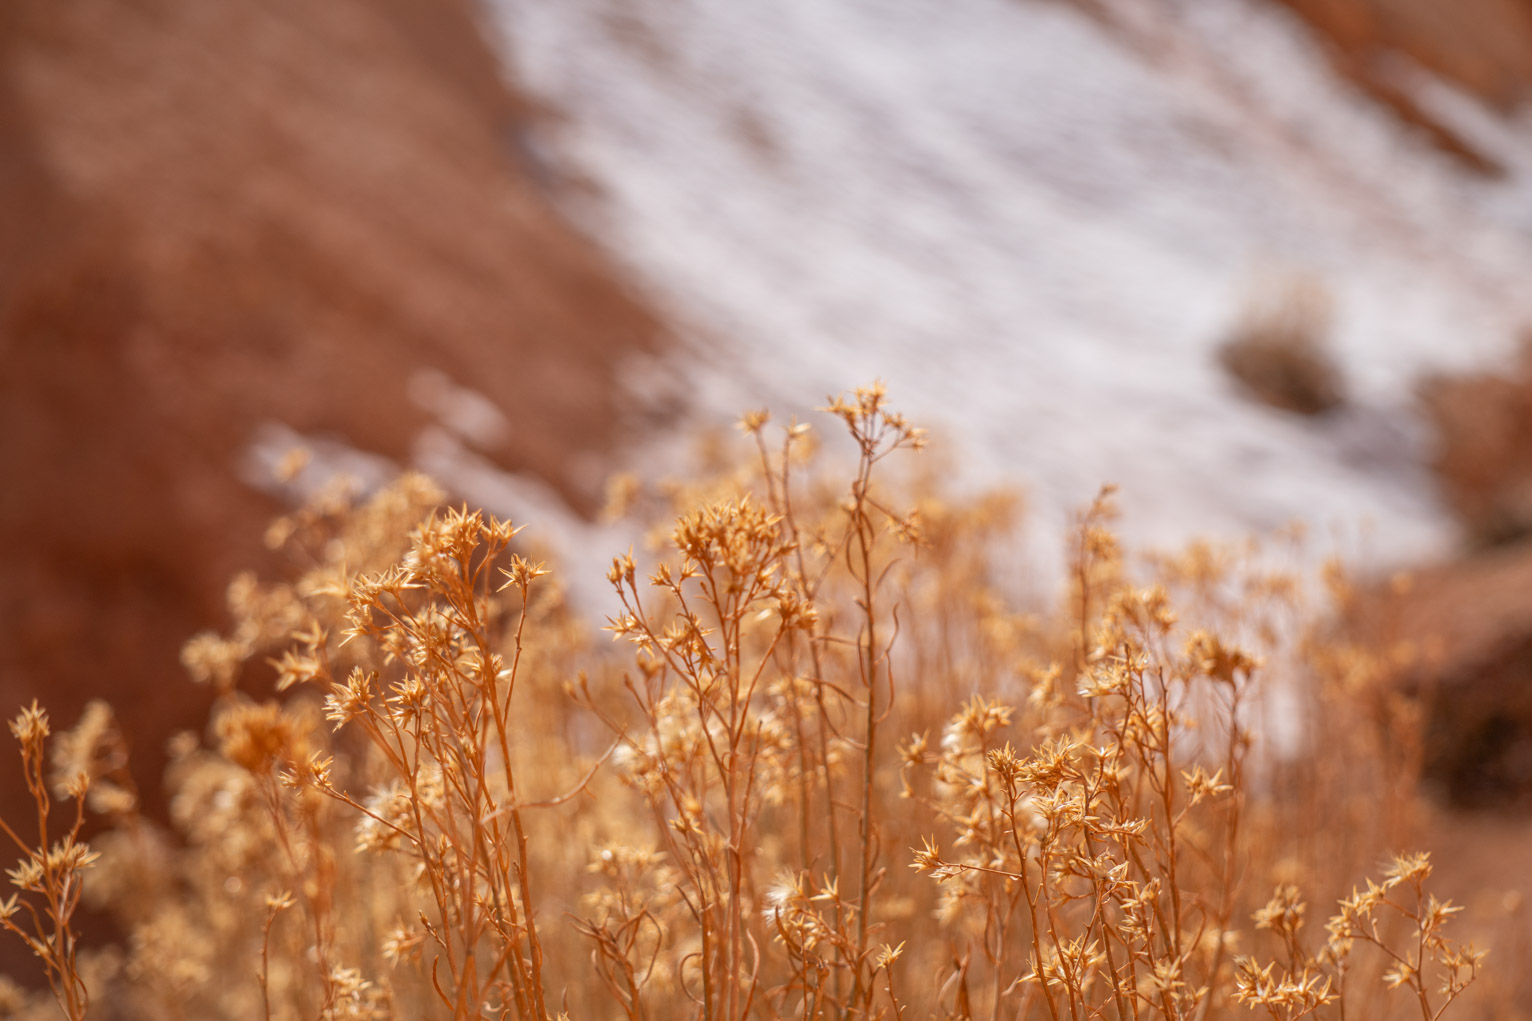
left=6, top=0, right=1532, bottom=866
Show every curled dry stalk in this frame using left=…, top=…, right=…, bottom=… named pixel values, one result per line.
left=260, top=890, right=295, bottom=1021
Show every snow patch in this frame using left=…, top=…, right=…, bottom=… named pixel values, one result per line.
left=482, top=0, right=1532, bottom=574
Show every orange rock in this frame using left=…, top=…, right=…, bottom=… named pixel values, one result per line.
left=0, top=0, right=665, bottom=849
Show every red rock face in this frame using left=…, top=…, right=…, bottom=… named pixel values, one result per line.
left=1358, top=542, right=1532, bottom=809
left=1420, top=345, right=1532, bottom=550
left=0, top=0, right=665, bottom=835
left=1277, top=0, right=1532, bottom=107
left=1271, top=0, right=1532, bottom=172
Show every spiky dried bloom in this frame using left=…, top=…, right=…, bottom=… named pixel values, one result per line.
left=8, top=702, right=48, bottom=748
left=216, top=701, right=299, bottom=775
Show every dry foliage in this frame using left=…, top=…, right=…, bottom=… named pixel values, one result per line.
left=1218, top=276, right=1345, bottom=416
left=0, top=385, right=1506, bottom=1020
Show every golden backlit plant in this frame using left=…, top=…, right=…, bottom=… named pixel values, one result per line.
left=0, top=385, right=1499, bottom=1020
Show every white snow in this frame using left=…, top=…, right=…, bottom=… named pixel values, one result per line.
left=478, top=0, right=1532, bottom=576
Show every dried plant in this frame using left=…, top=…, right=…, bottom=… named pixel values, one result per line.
left=1219, top=274, right=1344, bottom=416
left=0, top=704, right=99, bottom=1020
left=0, top=385, right=1501, bottom=1021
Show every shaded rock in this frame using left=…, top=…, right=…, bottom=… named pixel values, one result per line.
left=1273, top=0, right=1532, bottom=109
left=1394, top=343, right=1532, bottom=807
left=1419, top=340, right=1532, bottom=548
left=1364, top=544, right=1532, bottom=809
left=1271, top=0, right=1532, bottom=174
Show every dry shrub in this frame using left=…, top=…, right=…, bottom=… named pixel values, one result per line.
left=1218, top=276, right=1345, bottom=416
left=0, top=385, right=1505, bottom=1020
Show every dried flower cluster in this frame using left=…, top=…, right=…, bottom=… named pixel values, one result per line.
left=0, top=385, right=1501, bottom=1020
